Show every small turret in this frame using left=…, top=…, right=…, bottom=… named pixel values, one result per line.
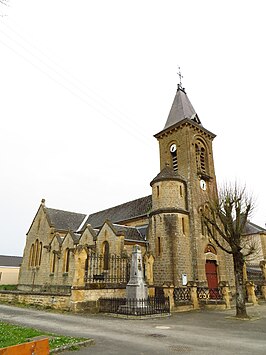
left=150, top=165, right=187, bottom=213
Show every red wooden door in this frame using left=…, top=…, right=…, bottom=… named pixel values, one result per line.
left=205, top=260, right=218, bottom=289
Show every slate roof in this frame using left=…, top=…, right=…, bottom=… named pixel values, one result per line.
left=84, top=195, right=152, bottom=229
left=243, top=221, right=266, bottom=235
left=112, top=224, right=148, bottom=242
left=45, top=208, right=87, bottom=231
left=150, top=166, right=186, bottom=186
left=164, top=86, right=201, bottom=130
left=0, top=255, right=22, bottom=267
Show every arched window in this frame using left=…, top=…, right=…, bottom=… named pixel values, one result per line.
left=157, top=237, right=161, bottom=256
left=205, top=244, right=217, bottom=254
left=181, top=217, right=185, bottom=235
left=171, top=151, right=178, bottom=171
left=179, top=185, right=183, bottom=197
left=29, top=244, right=34, bottom=268
left=34, top=239, right=39, bottom=266
left=51, top=252, right=56, bottom=274
left=195, top=139, right=208, bottom=174
left=169, top=143, right=178, bottom=171
left=103, top=241, right=109, bottom=270
left=64, top=248, right=70, bottom=273
left=38, top=242, right=42, bottom=266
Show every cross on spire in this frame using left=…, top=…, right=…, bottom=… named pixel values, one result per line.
left=177, top=66, right=183, bottom=89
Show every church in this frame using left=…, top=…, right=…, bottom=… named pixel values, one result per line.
left=17, top=82, right=266, bottom=309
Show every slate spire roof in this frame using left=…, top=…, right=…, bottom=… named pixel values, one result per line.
left=163, top=85, right=201, bottom=130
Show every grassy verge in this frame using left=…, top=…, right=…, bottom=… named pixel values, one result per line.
left=0, top=322, right=88, bottom=350
left=0, top=285, right=17, bottom=291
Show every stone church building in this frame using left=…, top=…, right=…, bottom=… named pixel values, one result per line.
left=17, top=84, right=265, bottom=307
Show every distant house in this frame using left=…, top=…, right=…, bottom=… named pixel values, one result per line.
left=242, top=222, right=266, bottom=283
left=0, top=255, right=22, bottom=285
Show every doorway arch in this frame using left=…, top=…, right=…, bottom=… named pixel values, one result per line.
left=204, top=244, right=218, bottom=290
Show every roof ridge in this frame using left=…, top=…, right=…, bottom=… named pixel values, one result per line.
left=246, top=220, right=266, bottom=232
left=46, top=207, right=86, bottom=216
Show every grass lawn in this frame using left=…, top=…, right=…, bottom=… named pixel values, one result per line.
left=0, top=321, right=88, bottom=350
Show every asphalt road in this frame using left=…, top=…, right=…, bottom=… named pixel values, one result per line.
left=0, top=303, right=266, bottom=354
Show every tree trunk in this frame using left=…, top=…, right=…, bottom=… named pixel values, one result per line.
left=233, top=252, right=248, bottom=318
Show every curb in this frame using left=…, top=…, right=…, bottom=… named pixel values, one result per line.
left=50, top=339, right=95, bottom=353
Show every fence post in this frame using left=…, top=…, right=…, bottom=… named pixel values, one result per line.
left=72, top=246, right=87, bottom=287
left=260, top=260, right=266, bottom=280
left=246, top=281, right=258, bottom=305
left=261, top=282, right=266, bottom=300
left=163, top=284, right=175, bottom=311
left=187, top=282, right=199, bottom=310
left=219, top=281, right=231, bottom=309
left=148, top=286, right=155, bottom=297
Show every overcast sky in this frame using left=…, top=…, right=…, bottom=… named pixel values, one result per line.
left=1, top=1, right=266, bottom=256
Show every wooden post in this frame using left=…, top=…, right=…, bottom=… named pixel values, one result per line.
left=246, top=281, right=258, bottom=305
left=187, top=282, right=199, bottom=310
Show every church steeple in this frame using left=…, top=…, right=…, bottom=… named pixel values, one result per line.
left=163, top=85, right=201, bottom=130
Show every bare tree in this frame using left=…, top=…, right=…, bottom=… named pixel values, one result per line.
left=202, top=183, right=255, bottom=318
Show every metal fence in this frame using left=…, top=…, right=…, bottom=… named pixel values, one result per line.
left=173, top=287, right=191, bottom=304
left=84, top=253, right=129, bottom=285
left=197, top=287, right=223, bottom=301
left=98, top=296, right=170, bottom=316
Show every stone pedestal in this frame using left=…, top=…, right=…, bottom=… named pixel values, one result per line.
left=70, top=247, right=87, bottom=312
left=126, top=245, right=148, bottom=301
left=187, top=282, right=199, bottom=310
left=219, top=281, right=231, bottom=309
left=72, top=246, right=87, bottom=287
left=163, top=284, right=175, bottom=311
left=260, top=260, right=266, bottom=280
left=118, top=245, right=148, bottom=314
left=246, top=281, right=258, bottom=305
left=261, top=285, right=266, bottom=300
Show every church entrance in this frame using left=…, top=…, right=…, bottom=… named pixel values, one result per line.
left=205, top=260, right=218, bottom=290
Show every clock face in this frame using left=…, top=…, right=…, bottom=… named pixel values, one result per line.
left=170, top=143, right=177, bottom=153
left=200, top=179, right=207, bottom=191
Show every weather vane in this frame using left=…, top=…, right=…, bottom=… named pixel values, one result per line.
left=177, top=66, right=183, bottom=88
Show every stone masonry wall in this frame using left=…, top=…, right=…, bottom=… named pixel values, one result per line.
left=0, top=291, right=70, bottom=310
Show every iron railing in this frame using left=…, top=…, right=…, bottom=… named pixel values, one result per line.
left=173, top=287, right=191, bottom=304
left=254, top=283, right=264, bottom=298
left=98, top=296, right=170, bottom=316
left=197, top=287, right=223, bottom=301
left=84, top=253, right=129, bottom=285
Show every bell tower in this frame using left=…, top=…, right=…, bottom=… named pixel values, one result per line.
left=149, top=82, right=226, bottom=287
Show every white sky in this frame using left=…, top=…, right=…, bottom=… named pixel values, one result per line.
left=1, top=1, right=266, bottom=256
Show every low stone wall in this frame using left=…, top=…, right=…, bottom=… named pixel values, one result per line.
left=0, top=288, right=127, bottom=313
left=18, top=284, right=72, bottom=294
left=70, top=287, right=126, bottom=313
left=0, top=290, right=71, bottom=311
